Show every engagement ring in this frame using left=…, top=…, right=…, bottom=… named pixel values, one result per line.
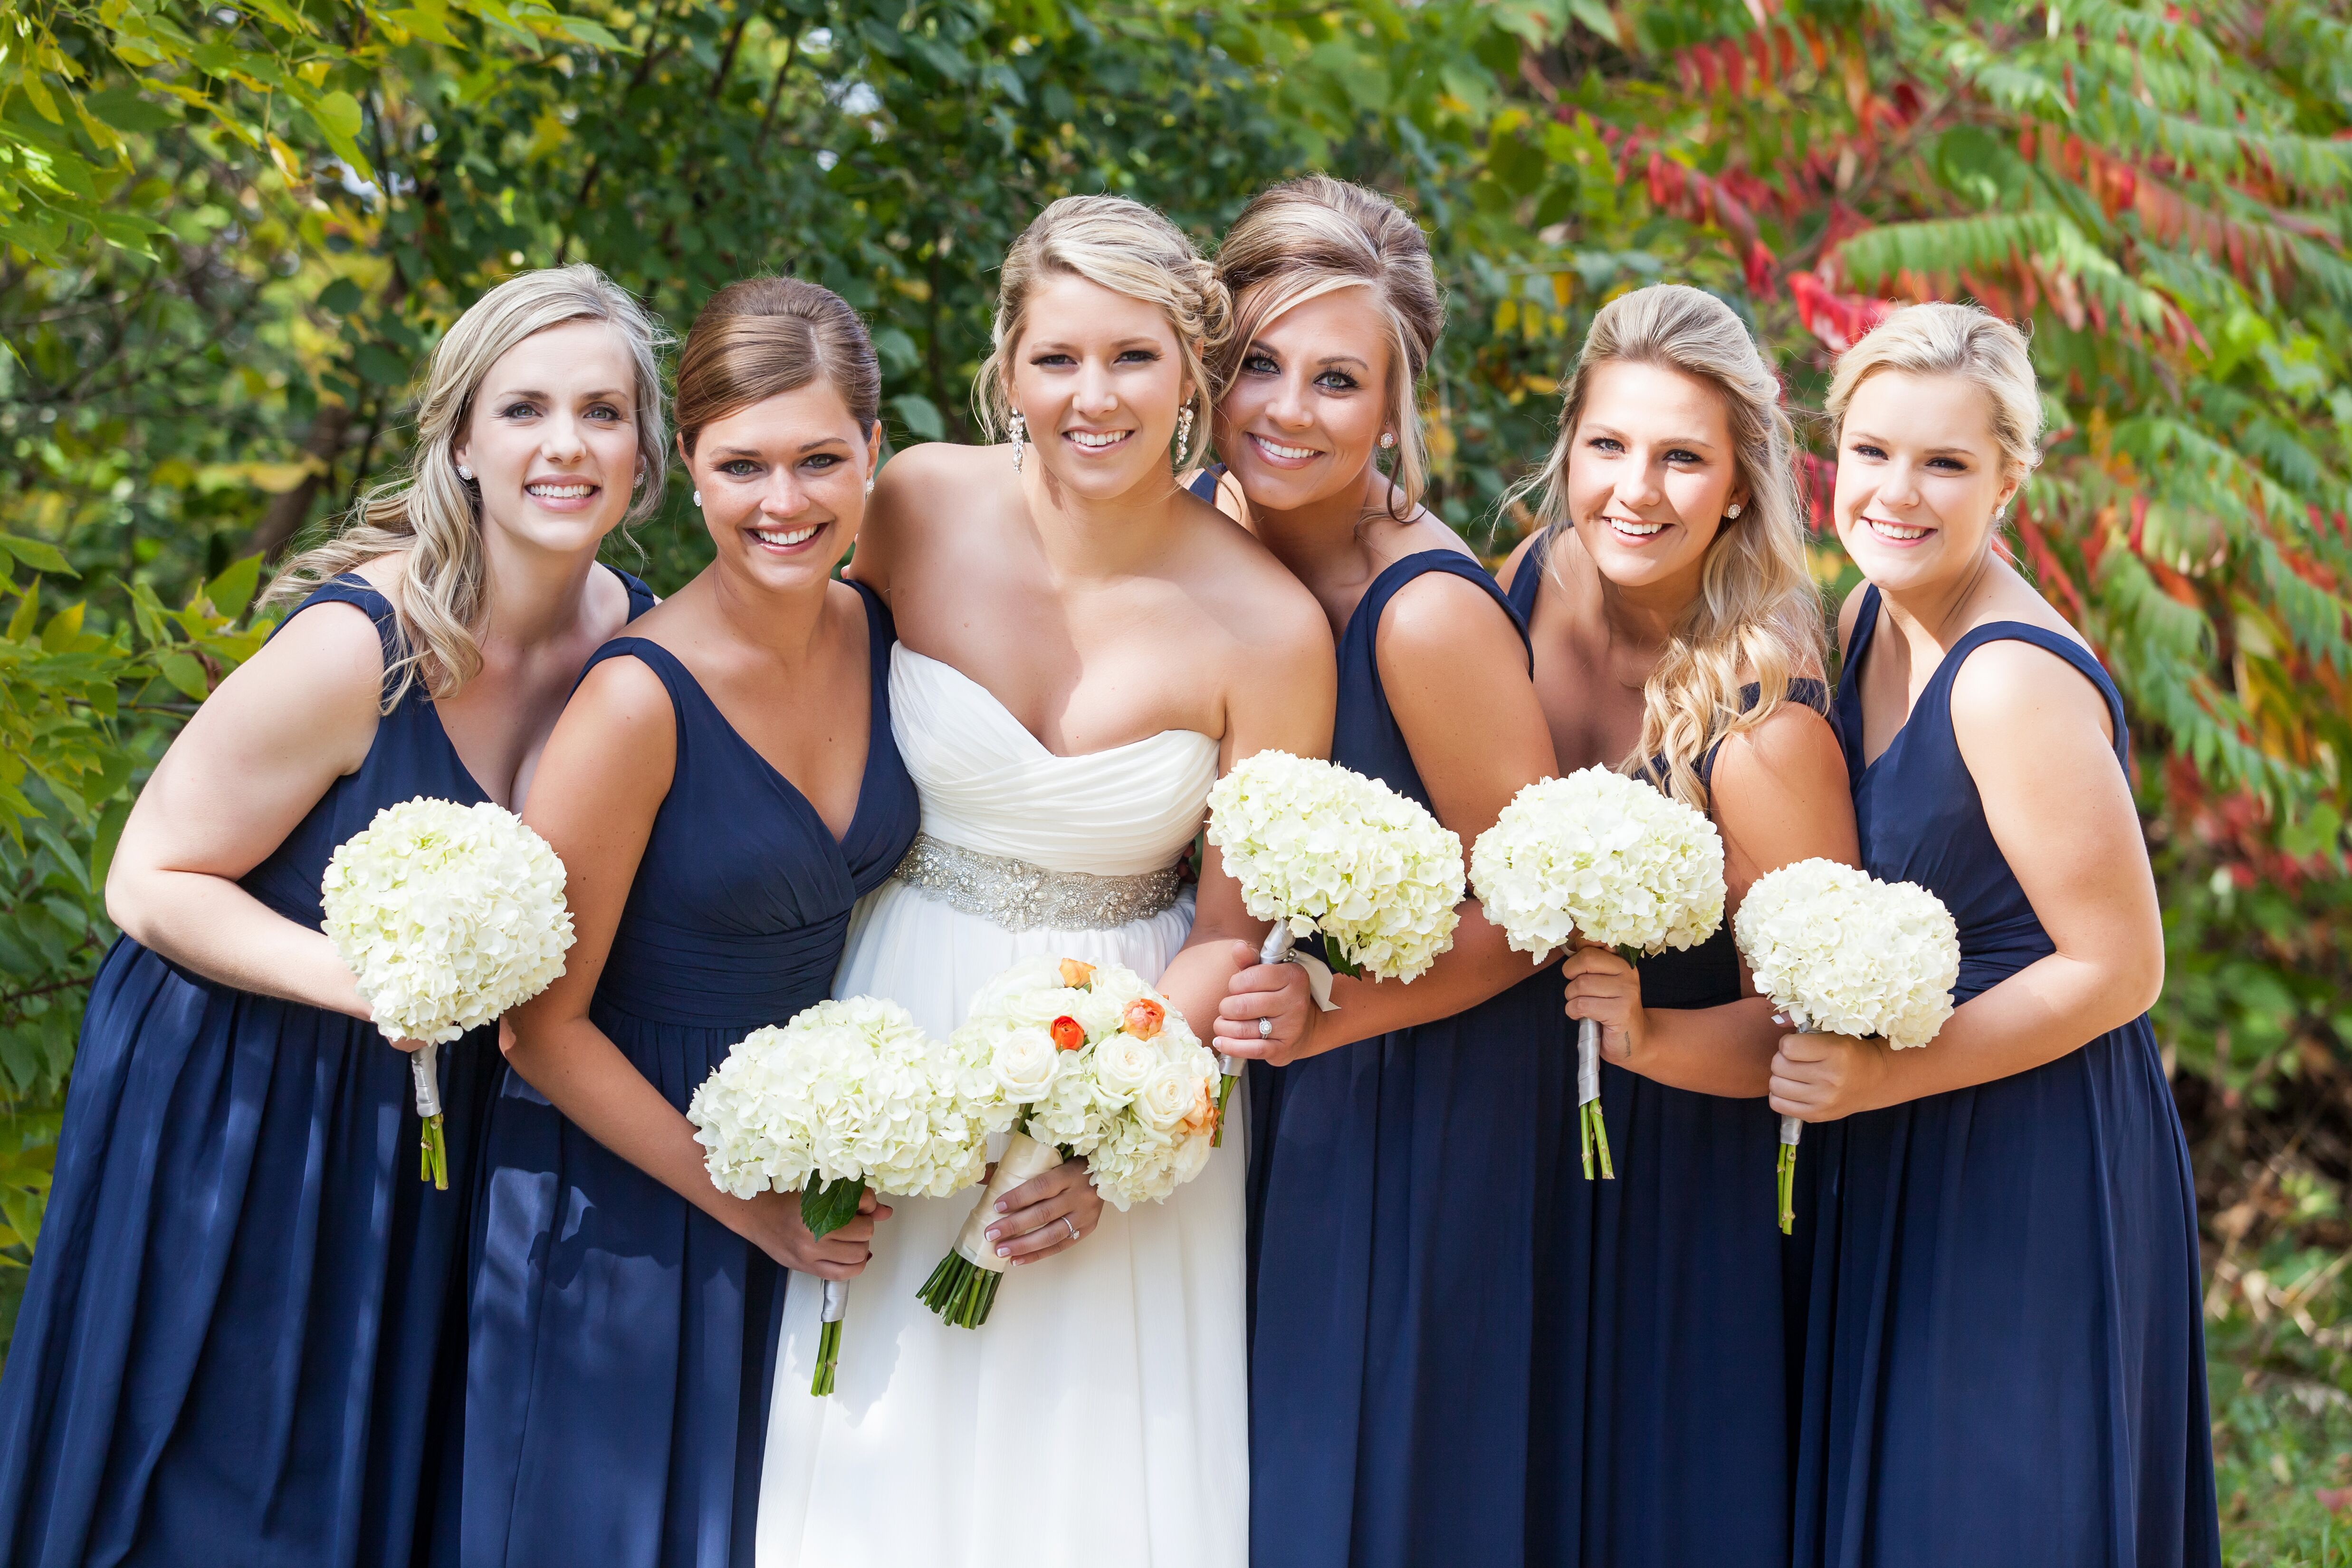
left=1257, top=1016, right=1274, bottom=1040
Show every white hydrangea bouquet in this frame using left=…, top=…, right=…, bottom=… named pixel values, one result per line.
left=1471, top=766, right=1726, bottom=1180
left=321, top=796, right=574, bottom=1189
left=1733, top=858, right=1960, bottom=1232
left=687, top=995, right=991, bottom=1396
left=917, top=956, right=1220, bottom=1329
left=1205, top=750, right=1464, bottom=1138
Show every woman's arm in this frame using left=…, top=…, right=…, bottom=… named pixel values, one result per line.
left=503, top=656, right=881, bottom=1277
left=1214, top=570, right=1559, bottom=1062
left=1567, top=702, right=1860, bottom=1098
left=105, top=601, right=388, bottom=1019
left=1154, top=595, right=1339, bottom=1048
left=1769, top=640, right=2158, bottom=1119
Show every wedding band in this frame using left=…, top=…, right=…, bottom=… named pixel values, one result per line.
left=1257, top=1016, right=1273, bottom=1040
left=1063, top=1217, right=1080, bottom=1243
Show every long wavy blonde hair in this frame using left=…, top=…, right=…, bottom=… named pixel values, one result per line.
left=1208, top=175, right=1444, bottom=517
left=975, top=194, right=1231, bottom=471
left=266, top=264, right=669, bottom=707
left=1520, top=283, right=1823, bottom=811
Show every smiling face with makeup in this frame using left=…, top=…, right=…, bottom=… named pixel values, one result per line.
left=1217, top=285, right=1393, bottom=514
left=1006, top=271, right=1193, bottom=503
left=683, top=379, right=878, bottom=593
left=1562, top=357, right=1750, bottom=604
left=452, top=317, right=643, bottom=559
left=1832, top=368, right=2021, bottom=597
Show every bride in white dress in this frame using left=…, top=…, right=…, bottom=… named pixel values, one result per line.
left=757, top=196, right=1335, bottom=1568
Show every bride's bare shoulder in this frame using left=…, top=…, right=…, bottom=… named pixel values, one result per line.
left=1171, top=492, right=1330, bottom=662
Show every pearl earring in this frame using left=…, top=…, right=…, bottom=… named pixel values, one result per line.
left=692, top=490, right=702, bottom=508
left=457, top=465, right=473, bottom=481
left=1724, top=503, right=1742, bottom=520
left=1378, top=431, right=1397, bottom=450
left=1008, top=411, right=1028, bottom=473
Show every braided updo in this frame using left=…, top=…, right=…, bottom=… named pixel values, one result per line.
left=975, top=194, right=1232, bottom=471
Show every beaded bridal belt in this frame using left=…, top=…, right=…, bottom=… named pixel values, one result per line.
left=889, top=833, right=1186, bottom=932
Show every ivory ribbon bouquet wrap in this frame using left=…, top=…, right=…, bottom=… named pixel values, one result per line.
left=918, top=955, right=1222, bottom=1329
left=1205, top=750, right=1465, bottom=1138
left=686, top=996, right=993, bottom=1396
left=1732, top=858, right=1960, bottom=1232
left=320, top=797, right=575, bottom=1188
left=1471, top=766, right=1726, bottom=1181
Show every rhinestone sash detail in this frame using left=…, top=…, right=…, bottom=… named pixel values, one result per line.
left=888, top=832, right=1186, bottom=932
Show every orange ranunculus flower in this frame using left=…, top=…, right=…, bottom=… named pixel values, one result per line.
left=1121, top=998, right=1165, bottom=1040
left=1059, top=958, right=1096, bottom=989
left=1049, top=1015, right=1087, bottom=1052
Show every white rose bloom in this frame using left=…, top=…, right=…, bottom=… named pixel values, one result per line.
left=1469, top=766, right=1726, bottom=963
left=991, top=1026, right=1063, bottom=1100
left=321, top=797, right=575, bottom=1044
left=1137, top=1060, right=1198, bottom=1131
left=1092, top=1033, right=1158, bottom=1102
left=1206, top=750, right=1464, bottom=982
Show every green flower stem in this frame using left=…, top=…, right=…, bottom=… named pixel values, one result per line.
left=1778, top=1143, right=1797, bottom=1235
left=811, top=1318, right=842, bottom=1397
left=1212, top=1071, right=1237, bottom=1148
left=420, top=1112, right=447, bottom=1190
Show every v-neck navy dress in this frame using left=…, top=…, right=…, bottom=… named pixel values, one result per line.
left=1791, top=586, right=2219, bottom=1568
left=0, top=568, right=650, bottom=1568
left=1507, top=545, right=1814, bottom=1568
left=458, top=582, right=918, bottom=1568
left=1248, top=550, right=1576, bottom=1568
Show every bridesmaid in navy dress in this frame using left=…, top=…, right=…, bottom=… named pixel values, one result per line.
left=1781, top=304, right=2219, bottom=1566
left=1196, top=176, right=1565, bottom=1568
left=1498, top=283, right=1857, bottom=1568
left=465, top=277, right=915, bottom=1568
left=0, top=265, right=666, bottom=1568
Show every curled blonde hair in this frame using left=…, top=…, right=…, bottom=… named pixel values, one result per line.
left=974, top=194, right=1231, bottom=471
left=1825, top=301, right=2042, bottom=484
left=1210, top=175, right=1444, bottom=517
left=1520, top=283, right=1823, bottom=811
left=267, top=263, right=669, bottom=706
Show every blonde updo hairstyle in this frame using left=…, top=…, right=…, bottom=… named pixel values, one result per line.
left=1824, top=301, right=2043, bottom=493
left=975, top=194, right=1231, bottom=471
left=1210, top=174, right=1444, bottom=518
left=268, top=263, right=668, bottom=707
left=1521, top=283, right=1822, bottom=812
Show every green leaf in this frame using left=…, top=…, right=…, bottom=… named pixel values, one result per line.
left=891, top=393, right=945, bottom=444
left=80, top=88, right=177, bottom=135
left=203, top=554, right=266, bottom=621
left=800, top=1175, right=867, bottom=1239
left=0, top=535, right=76, bottom=577
left=304, top=91, right=373, bottom=181
left=156, top=653, right=211, bottom=701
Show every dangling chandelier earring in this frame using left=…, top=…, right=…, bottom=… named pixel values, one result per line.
left=1174, top=405, right=1194, bottom=457
left=1008, top=412, right=1028, bottom=473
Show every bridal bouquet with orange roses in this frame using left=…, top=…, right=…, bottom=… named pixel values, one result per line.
left=917, top=955, right=1220, bottom=1329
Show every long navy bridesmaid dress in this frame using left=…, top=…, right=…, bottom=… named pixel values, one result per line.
left=1791, top=585, right=2220, bottom=1568
left=459, top=581, right=918, bottom=1568
left=1506, top=545, right=1811, bottom=1568
left=0, top=566, right=651, bottom=1568
left=1248, top=549, right=1575, bottom=1568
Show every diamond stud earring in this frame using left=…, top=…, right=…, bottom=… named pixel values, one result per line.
left=457, top=465, right=473, bottom=481
left=1724, top=503, right=1742, bottom=519
left=1378, top=431, right=1398, bottom=449
left=692, top=489, right=702, bottom=508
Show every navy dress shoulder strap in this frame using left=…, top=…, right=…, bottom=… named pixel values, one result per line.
left=272, top=573, right=404, bottom=679
left=1936, top=621, right=2130, bottom=770
left=1354, top=548, right=1529, bottom=666
left=1186, top=463, right=1225, bottom=503
left=1331, top=549, right=1525, bottom=812
left=608, top=563, right=658, bottom=621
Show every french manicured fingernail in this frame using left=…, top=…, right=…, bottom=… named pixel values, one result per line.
left=985, top=1225, right=1000, bottom=1241
left=994, top=1200, right=1007, bottom=1212
left=995, top=1245, right=1009, bottom=1257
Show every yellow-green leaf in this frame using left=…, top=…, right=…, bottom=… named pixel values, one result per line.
left=157, top=652, right=211, bottom=700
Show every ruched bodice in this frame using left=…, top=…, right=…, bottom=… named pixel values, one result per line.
left=584, top=583, right=917, bottom=1033
left=889, top=646, right=1217, bottom=877
left=1831, top=585, right=2128, bottom=1003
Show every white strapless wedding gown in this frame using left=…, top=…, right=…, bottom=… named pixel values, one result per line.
left=757, top=646, right=1247, bottom=1568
